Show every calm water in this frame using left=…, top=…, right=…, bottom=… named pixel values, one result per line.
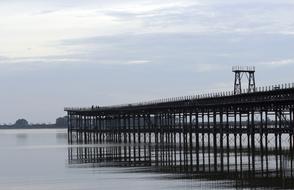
left=0, top=129, right=239, bottom=190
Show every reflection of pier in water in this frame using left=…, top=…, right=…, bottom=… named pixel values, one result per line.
left=68, top=142, right=294, bottom=188
left=66, top=83, right=294, bottom=188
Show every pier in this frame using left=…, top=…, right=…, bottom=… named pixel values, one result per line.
left=65, top=69, right=294, bottom=188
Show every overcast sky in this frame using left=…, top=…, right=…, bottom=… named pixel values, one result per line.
left=1, top=0, right=294, bottom=124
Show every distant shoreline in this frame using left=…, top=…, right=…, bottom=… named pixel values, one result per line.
left=0, top=117, right=68, bottom=130
left=0, top=127, right=67, bottom=130
left=0, top=125, right=67, bottom=130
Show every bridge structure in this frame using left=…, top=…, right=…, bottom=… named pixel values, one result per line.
left=65, top=76, right=294, bottom=187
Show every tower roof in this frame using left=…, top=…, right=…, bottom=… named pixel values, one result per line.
left=232, top=66, right=255, bottom=72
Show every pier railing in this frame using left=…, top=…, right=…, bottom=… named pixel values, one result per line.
left=65, top=82, right=294, bottom=111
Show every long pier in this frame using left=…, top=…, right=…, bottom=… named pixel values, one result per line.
left=65, top=83, right=294, bottom=188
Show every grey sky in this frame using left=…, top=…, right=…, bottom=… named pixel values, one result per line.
left=0, top=0, right=294, bottom=123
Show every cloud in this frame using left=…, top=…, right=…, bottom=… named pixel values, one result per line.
left=0, top=56, right=6, bottom=60
left=35, top=9, right=60, bottom=15
left=194, top=63, right=221, bottom=72
left=0, top=55, right=79, bottom=64
left=125, top=60, right=152, bottom=65
left=261, top=58, right=294, bottom=67
left=1, top=0, right=294, bottom=60
left=102, top=1, right=294, bottom=35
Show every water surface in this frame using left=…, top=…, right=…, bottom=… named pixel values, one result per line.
left=0, top=129, right=232, bottom=190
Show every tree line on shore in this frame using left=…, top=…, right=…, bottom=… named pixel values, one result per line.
left=0, top=116, right=67, bottom=129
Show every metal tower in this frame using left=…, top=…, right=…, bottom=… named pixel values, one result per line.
left=232, top=66, right=256, bottom=95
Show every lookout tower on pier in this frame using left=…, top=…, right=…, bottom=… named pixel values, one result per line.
left=232, top=66, right=256, bottom=95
